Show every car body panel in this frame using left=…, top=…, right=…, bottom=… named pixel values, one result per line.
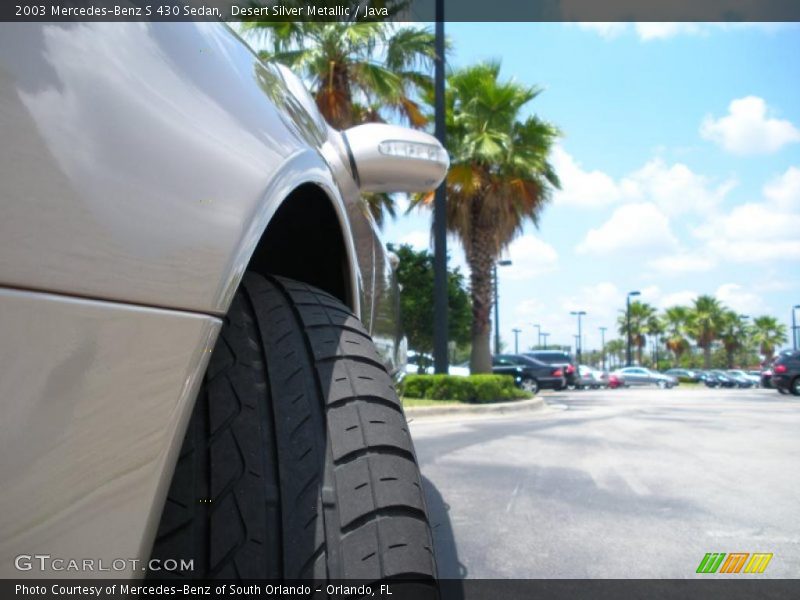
left=0, top=22, right=370, bottom=318
left=614, top=367, right=676, bottom=387
left=0, top=288, right=219, bottom=578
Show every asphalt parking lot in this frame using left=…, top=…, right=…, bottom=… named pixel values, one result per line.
left=410, top=387, right=800, bottom=578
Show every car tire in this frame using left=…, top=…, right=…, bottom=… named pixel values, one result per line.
left=791, top=378, right=800, bottom=396
left=521, top=377, right=539, bottom=395
left=148, top=274, right=436, bottom=581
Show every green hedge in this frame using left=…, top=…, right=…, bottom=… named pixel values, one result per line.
left=399, top=374, right=531, bottom=403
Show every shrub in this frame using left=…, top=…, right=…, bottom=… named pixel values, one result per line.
left=399, top=374, right=531, bottom=403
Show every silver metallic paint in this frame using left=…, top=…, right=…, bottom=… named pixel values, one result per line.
left=0, top=22, right=364, bottom=316
left=0, top=289, right=219, bottom=578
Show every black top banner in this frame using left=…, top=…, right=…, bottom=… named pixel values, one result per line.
left=4, top=0, right=800, bottom=22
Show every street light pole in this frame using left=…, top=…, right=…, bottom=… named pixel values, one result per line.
left=626, top=291, right=641, bottom=367
left=793, top=305, right=800, bottom=351
left=512, top=328, right=522, bottom=354
left=493, top=260, right=512, bottom=355
left=541, top=333, right=550, bottom=349
left=432, top=0, right=448, bottom=374
left=599, top=326, right=607, bottom=371
left=532, top=323, right=541, bottom=349
left=570, top=310, right=586, bottom=364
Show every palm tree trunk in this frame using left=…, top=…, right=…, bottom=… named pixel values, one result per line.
left=467, top=213, right=495, bottom=374
left=703, top=346, right=711, bottom=369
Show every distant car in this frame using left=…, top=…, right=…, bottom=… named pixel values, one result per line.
left=449, top=362, right=471, bottom=377
left=771, top=350, right=800, bottom=396
left=613, top=367, right=677, bottom=389
left=492, top=354, right=567, bottom=393
left=664, top=368, right=701, bottom=383
left=523, top=350, right=578, bottom=389
left=708, top=370, right=738, bottom=388
left=405, top=350, right=433, bottom=375
left=577, top=365, right=608, bottom=389
left=608, top=373, right=625, bottom=389
left=726, top=369, right=760, bottom=388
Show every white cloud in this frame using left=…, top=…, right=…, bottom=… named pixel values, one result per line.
left=648, top=251, right=717, bottom=275
left=658, top=290, right=699, bottom=309
left=619, top=158, right=736, bottom=217
left=502, top=235, right=559, bottom=280
left=553, top=148, right=734, bottom=216
left=575, top=22, right=627, bottom=39
left=694, top=201, right=800, bottom=263
left=715, top=283, right=766, bottom=314
left=634, top=23, right=704, bottom=40
left=700, top=96, right=800, bottom=155
left=763, top=166, right=800, bottom=211
left=551, top=145, right=621, bottom=208
left=514, top=298, right=546, bottom=320
left=576, top=203, right=678, bottom=255
left=574, top=22, right=795, bottom=42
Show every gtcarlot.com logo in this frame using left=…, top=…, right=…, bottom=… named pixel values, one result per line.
left=15, top=554, right=194, bottom=573
left=696, top=552, right=773, bottom=574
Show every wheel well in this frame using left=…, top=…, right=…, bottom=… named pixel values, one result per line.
left=246, top=183, right=352, bottom=308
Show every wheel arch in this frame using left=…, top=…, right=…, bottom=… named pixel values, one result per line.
left=218, top=150, right=362, bottom=318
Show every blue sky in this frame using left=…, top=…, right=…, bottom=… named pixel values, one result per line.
left=382, top=23, right=800, bottom=354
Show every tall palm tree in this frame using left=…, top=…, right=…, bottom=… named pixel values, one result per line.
left=241, top=21, right=436, bottom=226
left=414, top=62, right=560, bottom=372
left=242, top=22, right=435, bottom=129
left=663, top=306, right=691, bottom=366
left=718, top=311, right=747, bottom=368
left=751, top=315, right=788, bottom=363
left=617, top=300, right=656, bottom=366
left=686, top=295, right=725, bottom=369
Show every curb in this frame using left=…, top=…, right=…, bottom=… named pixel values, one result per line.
left=403, top=396, right=546, bottom=419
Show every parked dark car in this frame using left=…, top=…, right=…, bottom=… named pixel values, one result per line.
left=708, top=370, right=737, bottom=388
left=761, top=368, right=774, bottom=389
left=664, top=368, right=701, bottom=383
left=772, top=350, right=800, bottom=396
left=523, top=350, right=578, bottom=389
left=492, top=354, right=567, bottom=393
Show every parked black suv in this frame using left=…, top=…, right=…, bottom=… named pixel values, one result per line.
left=523, top=350, right=578, bottom=390
left=772, top=350, right=800, bottom=396
left=492, top=354, right=567, bottom=393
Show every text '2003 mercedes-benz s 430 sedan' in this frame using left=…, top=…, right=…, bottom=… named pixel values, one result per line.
left=0, top=23, right=448, bottom=581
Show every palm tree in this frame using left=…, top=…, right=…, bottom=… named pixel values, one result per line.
left=663, top=306, right=691, bottom=366
left=686, top=295, right=725, bottom=369
left=242, top=22, right=435, bottom=130
left=413, top=62, right=560, bottom=372
left=718, top=311, right=747, bottom=368
left=605, top=339, right=626, bottom=369
left=751, top=316, right=788, bottom=363
left=647, top=314, right=665, bottom=367
left=617, top=300, right=656, bottom=366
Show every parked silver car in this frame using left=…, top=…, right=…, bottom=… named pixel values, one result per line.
left=612, top=367, right=678, bottom=389
left=0, top=23, right=448, bottom=580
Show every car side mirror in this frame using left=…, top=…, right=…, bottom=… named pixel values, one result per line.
left=341, top=123, right=449, bottom=193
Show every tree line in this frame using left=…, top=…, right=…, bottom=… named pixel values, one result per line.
left=614, top=296, right=787, bottom=369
